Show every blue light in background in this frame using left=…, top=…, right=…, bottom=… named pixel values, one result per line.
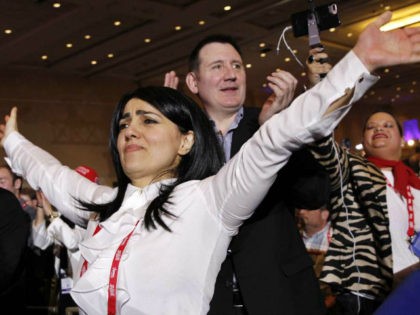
left=403, top=119, right=420, bottom=141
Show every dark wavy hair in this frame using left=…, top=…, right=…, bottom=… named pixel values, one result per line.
left=80, top=86, right=225, bottom=231
left=188, top=34, right=242, bottom=72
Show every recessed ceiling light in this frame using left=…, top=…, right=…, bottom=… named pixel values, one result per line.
left=66, top=43, right=73, bottom=48
left=355, top=143, right=363, bottom=150
left=412, top=81, right=417, bottom=85
left=301, top=72, right=306, bottom=77
left=410, top=89, right=415, bottom=93
left=41, top=55, right=48, bottom=60
left=246, top=64, right=252, bottom=68
left=224, top=6, right=232, bottom=11
left=4, top=29, right=12, bottom=34
left=259, top=43, right=266, bottom=48
left=114, top=21, right=121, bottom=27
left=84, top=35, right=91, bottom=40
left=395, top=74, right=400, bottom=79
left=260, top=52, right=266, bottom=58
left=198, top=20, right=206, bottom=26
left=175, top=25, right=182, bottom=31
left=53, top=2, right=61, bottom=8
left=91, top=60, right=97, bottom=65
left=329, top=28, right=336, bottom=32
left=396, top=87, right=401, bottom=91
left=293, top=49, right=298, bottom=54
left=144, top=38, right=151, bottom=43
left=408, top=139, right=415, bottom=146
left=284, top=57, right=291, bottom=62
left=384, top=68, right=390, bottom=73
left=262, top=83, right=267, bottom=88
left=346, top=32, right=353, bottom=37
left=384, top=5, right=391, bottom=11
left=107, top=53, right=114, bottom=58
left=370, top=91, right=375, bottom=95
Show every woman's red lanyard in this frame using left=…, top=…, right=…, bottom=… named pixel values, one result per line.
left=79, top=221, right=140, bottom=315
left=386, top=179, right=416, bottom=241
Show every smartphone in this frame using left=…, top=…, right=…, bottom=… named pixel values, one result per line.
left=291, top=3, right=340, bottom=37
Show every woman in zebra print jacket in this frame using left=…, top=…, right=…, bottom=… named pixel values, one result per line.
left=308, top=111, right=420, bottom=314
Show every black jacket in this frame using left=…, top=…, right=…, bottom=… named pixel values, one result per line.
left=208, top=107, right=326, bottom=315
left=0, top=187, right=30, bottom=311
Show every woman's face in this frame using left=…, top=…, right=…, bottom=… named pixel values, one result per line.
left=362, top=112, right=403, bottom=160
left=117, top=98, right=194, bottom=187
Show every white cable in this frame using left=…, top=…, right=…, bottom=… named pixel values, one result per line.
left=276, top=25, right=305, bottom=69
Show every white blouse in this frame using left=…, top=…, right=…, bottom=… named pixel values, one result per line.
left=4, top=51, right=377, bottom=315
left=383, top=170, right=420, bottom=273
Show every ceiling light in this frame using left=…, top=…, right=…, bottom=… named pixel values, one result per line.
left=41, top=55, right=48, bottom=60
left=408, top=139, right=415, bottom=146
left=84, top=35, right=91, bottom=40
left=107, top=53, right=114, bottom=58
left=329, top=28, right=336, bottom=32
left=413, top=81, right=417, bottom=85
left=114, top=21, right=121, bottom=26
left=4, top=29, right=12, bottom=34
left=174, top=25, right=182, bottom=31
left=91, top=60, right=97, bottom=65
left=53, top=2, right=61, bottom=8
left=384, top=68, right=390, bottom=73
left=346, top=32, right=353, bottom=37
left=224, top=6, right=232, bottom=11
left=260, top=52, right=266, bottom=58
left=355, top=143, right=363, bottom=150
left=144, top=38, right=151, bottom=43
left=384, top=6, right=391, bottom=11
left=259, top=43, right=266, bottom=48
left=293, top=49, right=298, bottom=54
left=198, top=20, right=206, bottom=26
left=246, top=64, right=252, bottom=68
left=66, top=43, right=73, bottom=48
left=301, top=72, right=306, bottom=77
left=284, top=57, right=291, bottom=62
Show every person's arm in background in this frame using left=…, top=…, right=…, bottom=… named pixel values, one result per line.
left=32, top=190, right=85, bottom=251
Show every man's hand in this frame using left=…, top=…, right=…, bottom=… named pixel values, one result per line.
left=258, top=70, right=297, bottom=125
left=164, top=71, right=179, bottom=89
left=354, top=11, right=420, bottom=72
left=306, top=47, right=332, bottom=87
left=0, top=107, right=18, bottom=146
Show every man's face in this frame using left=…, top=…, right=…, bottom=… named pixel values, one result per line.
left=0, top=167, right=16, bottom=194
left=190, top=42, right=246, bottom=114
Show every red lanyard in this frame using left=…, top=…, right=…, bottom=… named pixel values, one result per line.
left=79, top=221, right=140, bottom=315
left=387, top=180, right=415, bottom=238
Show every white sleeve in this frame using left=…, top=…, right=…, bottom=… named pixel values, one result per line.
left=32, top=222, right=53, bottom=250
left=47, top=218, right=85, bottom=251
left=3, top=133, right=117, bottom=228
left=202, top=50, right=379, bottom=233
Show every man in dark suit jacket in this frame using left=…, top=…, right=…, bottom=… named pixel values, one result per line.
left=167, top=34, right=326, bottom=314
left=0, top=187, right=31, bottom=312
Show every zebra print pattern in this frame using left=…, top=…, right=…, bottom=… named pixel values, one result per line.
left=308, top=136, right=393, bottom=299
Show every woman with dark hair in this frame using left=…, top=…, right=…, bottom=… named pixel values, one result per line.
left=1, top=14, right=419, bottom=313
left=308, top=110, right=420, bottom=314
